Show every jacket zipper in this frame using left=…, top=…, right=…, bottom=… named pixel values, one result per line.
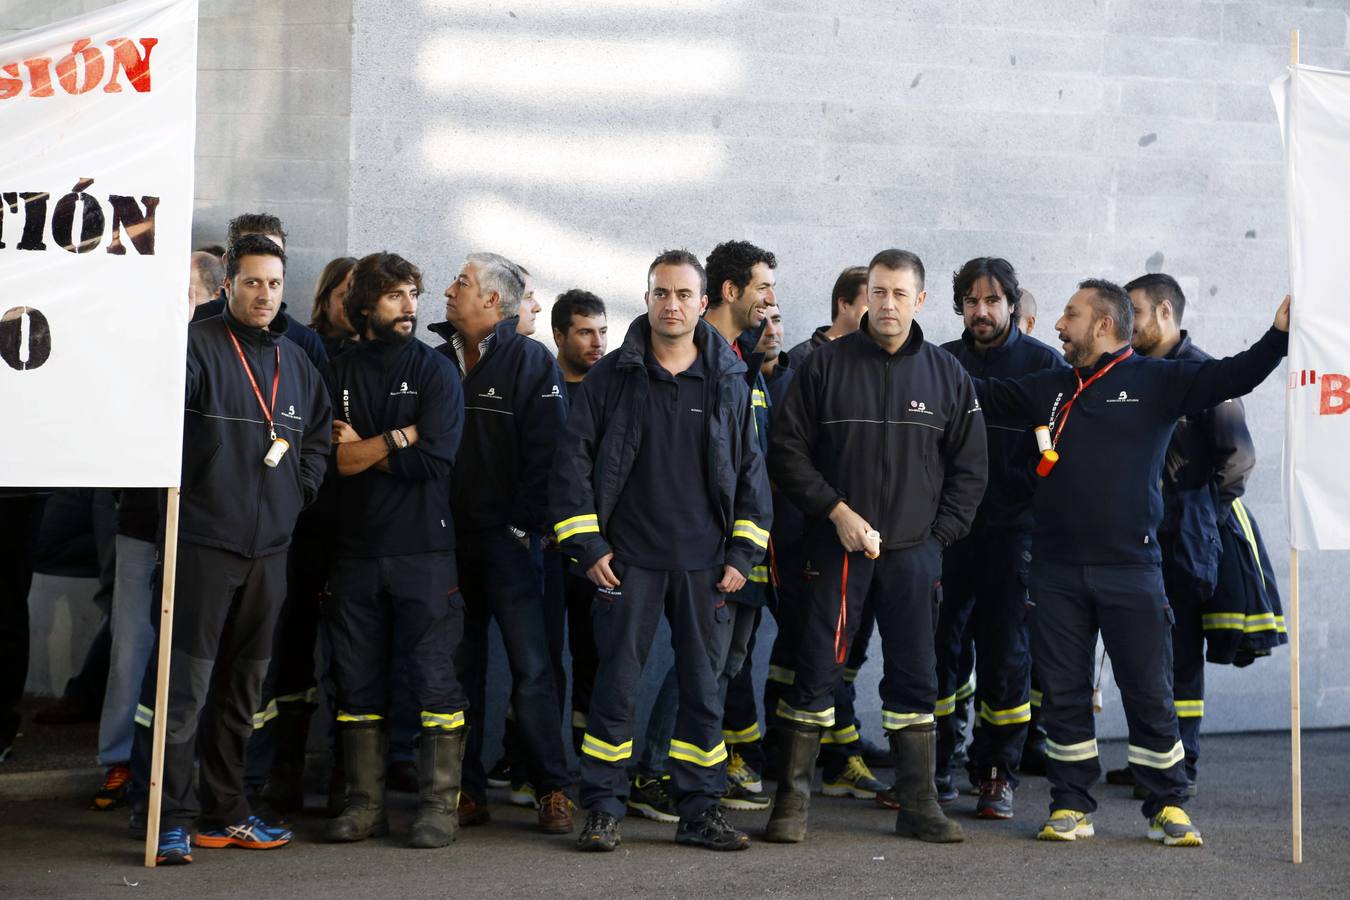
left=248, top=339, right=267, bottom=556
left=881, top=357, right=891, bottom=529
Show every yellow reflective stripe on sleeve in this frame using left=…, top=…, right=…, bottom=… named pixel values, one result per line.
left=571, top=710, right=588, bottom=729
left=722, top=723, right=762, bottom=744
left=336, top=711, right=385, bottom=724
left=1127, top=740, right=1185, bottom=769
left=752, top=389, right=768, bottom=409
left=1276, top=614, right=1288, bottom=634
left=731, top=519, right=770, bottom=549
left=581, top=733, right=633, bottom=763
left=978, top=701, right=1032, bottom=726
left=1232, top=498, right=1266, bottom=590
left=767, top=665, right=796, bottom=686
left=252, top=699, right=279, bottom=730
left=669, top=739, right=728, bottom=767
left=776, top=698, right=834, bottom=727
left=421, top=710, right=466, bottom=730
left=820, top=724, right=860, bottom=745
left=842, top=667, right=860, bottom=684
left=1045, top=738, right=1098, bottom=762
left=1029, top=689, right=1043, bottom=708
left=1174, top=699, right=1204, bottom=718
left=881, top=710, right=935, bottom=731
left=1242, top=612, right=1280, bottom=633
left=134, top=704, right=154, bottom=727
left=749, top=564, right=770, bottom=584
left=1202, top=612, right=1245, bottom=631
left=954, top=675, right=976, bottom=702
left=934, top=694, right=957, bottom=717
left=554, top=513, right=600, bottom=542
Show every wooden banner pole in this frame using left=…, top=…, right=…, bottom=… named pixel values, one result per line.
left=143, top=486, right=182, bottom=868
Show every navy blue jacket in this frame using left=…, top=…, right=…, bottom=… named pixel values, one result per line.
left=549, top=317, right=773, bottom=578
left=974, top=328, right=1287, bottom=566
left=325, top=337, right=463, bottom=558
left=429, top=317, right=568, bottom=535
left=180, top=308, right=331, bottom=558
left=195, top=295, right=328, bottom=375
left=1157, top=332, right=1256, bottom=595
left=763, top=353, right=805, bottom=548
left=941, top=325, right=1068, bottom=533
left=786, top=324, right=831, bottom=369
left=769, top=317, right=988, bottom=550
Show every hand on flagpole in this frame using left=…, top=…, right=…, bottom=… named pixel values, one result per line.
left=1275, top=294, right=1291, bottom=332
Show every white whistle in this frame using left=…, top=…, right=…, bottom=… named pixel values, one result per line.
left=863, top=530, right=881, bottom=559
left=263, top=437, right=290, bottom=468
left=1034, top=425, right=1053, bottom=454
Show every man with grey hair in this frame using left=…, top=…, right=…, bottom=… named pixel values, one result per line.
left=429, top=252, right=575, bottom=834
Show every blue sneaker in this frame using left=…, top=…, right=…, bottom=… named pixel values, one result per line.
left=194, top=815, right=292, bottom=850
left=155, top=827, right=193, bottom=865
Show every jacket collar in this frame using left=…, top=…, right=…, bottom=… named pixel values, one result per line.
left=1163, top=330, right=1192, bottom=361
left=222, top=303, right=285, bottom=345
left=617, top=316, right=747, bottom=380
left=427, top=315, right=521, bottom=351
left=735, top=318, right=768, bottom=385
left=1080, top=342, right=1134, bottom=375
left=849, top=314, right=926, bottom=358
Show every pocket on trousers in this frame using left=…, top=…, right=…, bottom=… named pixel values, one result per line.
left=714, top=599, right=732, bottom=625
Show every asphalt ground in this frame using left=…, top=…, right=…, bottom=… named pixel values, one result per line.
left=1, top=729, right=1347, bottom=898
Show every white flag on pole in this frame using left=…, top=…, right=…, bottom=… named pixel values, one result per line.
left=1273, top=64, right=1350, bottom=551
left=0, top=0, right=197, bottom=487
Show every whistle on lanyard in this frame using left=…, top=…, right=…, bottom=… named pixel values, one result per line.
left=1034, top=425, right=1059, bottom=477
left=264, top=437, right=290, bottom=468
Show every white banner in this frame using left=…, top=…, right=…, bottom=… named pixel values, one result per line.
left=1274, top=65, right=1350, bottom=550
left=0, top=0, right=196, bottom=487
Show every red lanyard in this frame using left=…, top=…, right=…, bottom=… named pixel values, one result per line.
left=226, top=327, right=281, bottom=440
left=1050, top=348, right=1133, bottom=448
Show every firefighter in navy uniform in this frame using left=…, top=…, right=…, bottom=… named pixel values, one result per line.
left=131, top=235, right=331, bottom=865
left=766, top=249, right=988, bottom=845
left=322, top=253, right=468, bottom=849
left=934, top=258, right=1069, bottom=819
left=552, top=250, right=772, bottom=853
left=428, top=252, right=574, bottom=833
left=1101, top=273, right=1256, bottom=796
left=973, top=279, right=1289, bottom=847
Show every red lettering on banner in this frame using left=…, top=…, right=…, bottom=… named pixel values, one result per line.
left=0, top=38, right=157, bottom=98
left=1320, top=373, right=1350, bottom=416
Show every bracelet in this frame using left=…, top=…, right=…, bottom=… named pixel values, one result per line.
left=382, top=431, right=398, bottom=453
left=395, top=428, right=409, bottom=449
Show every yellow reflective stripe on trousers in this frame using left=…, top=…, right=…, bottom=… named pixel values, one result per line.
left=1029, top=689, right=1043, bottom=708
left=669, top=739, right=728, bottom=767
left=421, top=710, right=466, bottom=730
left=1127, top=740, right=1185, bottom=769
left=934, top=694, right=957, bottom=717
left=554, top=513, right=600, bottom=542
left=336, top=711, right=385, bottom=724
left=820, top=724, right=860, bottom=745
left=275, top=687, right=319, bottom=705
left=582, top=733, right=633, bottom=763
left=731, top=519, right=770, bottom=549
left=252, top=699, right=279, bottom=730
left=776, top=698, right=834, bottom=727
left=842, top=667, right=859, bottom=684
left=1174, top=699, right=1204, bottom=718
left=571, top=710, right=588, bottom=729
left=954, top=675, right=976, bottom=701
left=767, top=665, right=796, bottom=686
left=1232, top=498, right=1266, bottom=590
left=1045, top=738, right=1098, bottom=762
left=134, top=704, right=154, bottom=727
left=722, top=722, right=761, bottom=744
left=881, top=710, right=934, bottom=731
left=978, top=701, right=1032, bottom=726
left=749, top=564, right=770, bottom=584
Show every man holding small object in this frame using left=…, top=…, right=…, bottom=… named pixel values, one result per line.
left=323, top=252, right=468, bottom=849
left=765, top=249, right=987, bottom=845
left=972, top=279, right=1290, bottom=848
left=131, top=234, right=331, bottom=865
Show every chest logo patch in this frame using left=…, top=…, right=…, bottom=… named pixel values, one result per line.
left=477, top=386, right=501, bottom=400
left=1107, top=390, right=1139, bottom=404
left=909, top=400, right=934, bottom=415
left=390, top=381, right=418, bottom=397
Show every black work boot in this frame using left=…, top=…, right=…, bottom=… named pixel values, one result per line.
left=764, top=722, right=820, bottom=843
left=325, top=725, right=389, bottom=842
left=409, top=727, right=467, bottom=849
left=890, top=724, right=964, bottom=843
left=261, top=702, right=313, bottom=814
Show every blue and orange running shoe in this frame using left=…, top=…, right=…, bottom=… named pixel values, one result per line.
left=194, top=815, right=293, bottom=850
left=156, top=827, right=193, bottom=865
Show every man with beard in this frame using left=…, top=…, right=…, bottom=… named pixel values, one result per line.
left=322, top=252, right=468, bottom=849
left=934, top=258, right=1067, bottom=820
left=1097, top=273, right=1256, bottom=799
left=973, top=280, right=1290, bottom=847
